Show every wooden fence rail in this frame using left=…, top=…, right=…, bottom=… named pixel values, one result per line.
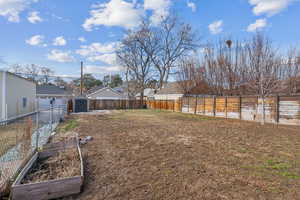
left=147, top=96, right=300, bottom=126
left=89, top=99, right=145, bottom=110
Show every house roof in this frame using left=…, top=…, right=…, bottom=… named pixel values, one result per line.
left=136, top=88, right=156, bottom=97
left=87, top=87, right=128, bottom=99
left=156, top=82, right=184, bottom=95
left=37, top=84, right=71, bottom=96
left=87, top=85, right=104, bottom=95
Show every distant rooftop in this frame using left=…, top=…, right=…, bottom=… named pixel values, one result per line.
left=156, top=82, right=184, bottom=95
left=37, top=84, right=71, bottom=96
left=87, top=85, right=105, bottom=95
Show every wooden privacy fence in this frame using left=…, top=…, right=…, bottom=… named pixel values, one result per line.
left=147, top=95, right=300, bottom=126
left=146, top=100, right=182, bottom=112
left=89, top=99, right=145, bottom=110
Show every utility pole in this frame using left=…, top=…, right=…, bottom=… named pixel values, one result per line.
left=80, top=61, right=83, bottom=96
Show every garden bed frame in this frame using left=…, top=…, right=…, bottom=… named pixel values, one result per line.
left=11, top=137, right=84, bottom=200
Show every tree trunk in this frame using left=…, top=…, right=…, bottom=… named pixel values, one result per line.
left=261, top=96, right=265, bottom=125
left=140, top=91, right=144, bottom=109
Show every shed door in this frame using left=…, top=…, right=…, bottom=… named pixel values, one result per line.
left=75, top=99, right=88, bottom=113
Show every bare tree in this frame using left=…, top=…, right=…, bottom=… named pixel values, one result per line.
left=135, top=16, right=198, bottom=88
left=176, top=58, right=198, bottom=94
left=39, top=67, right=54, bottom=84
left=9, top=64, right=56, bottom=84
left=283, top=48, right=300, bottom=94
left=117, top=28, right=154, bottom=103
left=9, top=64, right=24, bottom=74
left=245, top=33, right=283, bottom=124
left=199, top=39, right=249, bottom=96
left=24, top=64, right=41, bottom=82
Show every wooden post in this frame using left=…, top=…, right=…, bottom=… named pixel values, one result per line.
left=276, top=95, right=280, bottom=123
left=187, top=96, right=190, bottom=113
left=159, top=100, right=161, bottom=110
left=239, top=96, right=242, bottom=120
left=225, top=96, right=228, bottom=119
left=213, top=96, right=216, bottom=117
left=173, top=100, right=175, bottom=112
left=194, top=96, right=198, bottom=114
left=203, top=96, right=206, bottom=115
left=181, top=98, right=183, bottom=113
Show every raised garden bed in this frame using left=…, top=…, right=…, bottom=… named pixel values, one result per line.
left=11, top=137, right=83, bottom=200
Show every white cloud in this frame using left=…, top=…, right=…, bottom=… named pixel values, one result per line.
left=76, top=42, right=119, bottom=65
left=78, top=37, right=86, bottom=43
left=144, top=0, right=171, bottom=25
left=208, top=20, right=223, bottom=35
left=27, top=11, right=42, bottom=23
left=187, top=1, right=196, bottom=12
left=53, top=36, right=67, bottom=46
left=82, top=0, right=144, bottom=31
left=83, top=65, right=122, bottom=74
left=247, top=18, right=267, bottom=32
left=0, top=0, right=39, bottom=22
left=25, top=35, right=45, bottom=46
left=87, top=53, right=117, bottom=64
left=47, top=50, right=75, bottom=63
left=248, top=0, right=295, bottom=16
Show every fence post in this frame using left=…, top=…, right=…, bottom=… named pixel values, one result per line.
left=195, top=96, right=198, bottom=114
left=203, top=96, right=206, bottom=115
left=225, top=96, right=228, bottom=119
left=159, top=100, right=161, bottom=110
left=181, top=98, right=183, bottom=113
left=173, top=100, right=175, bottom=112
left=276, top=95, right=280, bottom=124
left=35, top=108, right=39, bottom=149
left=50, top=103, right=53, bottom=132
left=213, top=96, right=216, bottom=117
left=239, top=96, right=242, bottom=120
left=187, top=96, right=190, bottom=113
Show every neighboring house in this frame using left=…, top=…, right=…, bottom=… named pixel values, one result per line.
left=0, top=70, right=36, bottom=121
left=37, top=84, right=73, bottom=110
left=136, top=88, right=156, bottom=100
left=154, top=82, right=184, bottom=100
left=87, top=86, right=128, bottom=100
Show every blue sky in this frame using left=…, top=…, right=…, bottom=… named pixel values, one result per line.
left=0, top=0, right=299, bottom=78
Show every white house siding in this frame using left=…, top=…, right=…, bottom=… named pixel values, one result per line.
left=0, top=71, right=4, bottom=120
left=154, top=94, right=183, bottom=100
left=38, top=97, right=68, bottom=110
left=5, top=73, right=36, bottom=120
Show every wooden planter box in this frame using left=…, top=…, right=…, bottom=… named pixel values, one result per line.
left=11, top=138, right=84, bottom=200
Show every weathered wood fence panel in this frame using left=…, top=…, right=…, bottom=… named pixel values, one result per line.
left=279, top=96, right=300, bottom=125
left=216, top=97, right=226, bottom=117
left=89, top=99, right=144, bottom=110
left=195, top=97, right=205, bottom=114
left=227, top=97, right=240, bottom=119
left=147, top=95, right=300, bottom=126
left=241, top=97, right=257, bottom=121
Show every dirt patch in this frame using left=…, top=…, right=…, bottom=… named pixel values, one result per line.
left=63, top=110, right=300, bottom=200
left=22, top=148, right=80, bottom=184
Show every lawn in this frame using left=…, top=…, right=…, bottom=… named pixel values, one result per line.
left=64, top=110, right=300, bottom=200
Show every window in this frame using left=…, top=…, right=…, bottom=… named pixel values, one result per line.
left=22, top=97, right=27, bottom=108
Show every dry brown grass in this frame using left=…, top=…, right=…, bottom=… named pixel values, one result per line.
left=64, top=110, right=300, bottom=200
left=22, top=148, right=80, bottom=184
left=0, top=118, right=35, bottom=157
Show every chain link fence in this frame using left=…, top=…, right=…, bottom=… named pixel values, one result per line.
left=0, top=105, right=66, bottom=195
